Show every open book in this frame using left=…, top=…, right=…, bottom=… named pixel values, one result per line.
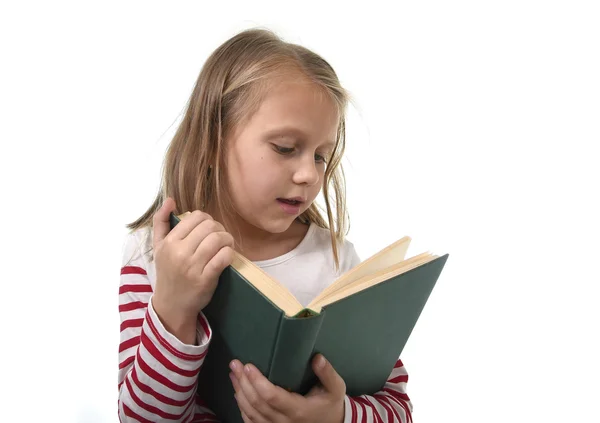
left=169, top=212, right=448, bottom=423
left=174, top=211, right=440, bottom=316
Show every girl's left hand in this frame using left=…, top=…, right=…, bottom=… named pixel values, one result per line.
left=229, top=354, right=346, bottom=423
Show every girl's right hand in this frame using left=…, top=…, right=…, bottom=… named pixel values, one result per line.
left=151, top=197, right=234, bottom=343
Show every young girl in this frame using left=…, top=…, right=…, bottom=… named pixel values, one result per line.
left=119, top=28, right=413, bottom=423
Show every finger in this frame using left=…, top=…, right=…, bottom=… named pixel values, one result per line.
left=230, top=372, right=241, bottom=393
left=185, top=216, right=227, bottom=252
left=229, top=360, right=272, bottom=421
left=192, top=231, right=234, bottom=273
left=244, top=363, right=299, bottom=415
left=152, top=197, right=176, bottom=248
left=312, top=354, right=346, bottom=398
left=240, top=409, right=253, bottom=423
left=235, top=390, right=268, bottom=423
left=230, top=359, right=244, bottom=377
left=236, top=366, right=280, bottom=420
left=201, top=246, right=234, bottom=283
left=168, top=210, right=214, bottom=243
left=180, top=217, right=224, bottom=258
left=183, top=215, right=226, bottom=251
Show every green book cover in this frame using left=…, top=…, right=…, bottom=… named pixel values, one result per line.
left=169, top=212, right=448, bottom=423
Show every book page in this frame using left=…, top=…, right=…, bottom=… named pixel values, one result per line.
left=310, top=236, right=411, bottom=305
left=231, top=253, right=305, bottom=316
left=309, top=252, right=438, bottom=311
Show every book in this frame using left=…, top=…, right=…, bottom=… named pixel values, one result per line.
left=169, top=212, right=448, bottom=422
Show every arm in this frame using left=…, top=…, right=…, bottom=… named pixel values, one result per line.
left=343, top=359, right=413, bottom=423
left=118, top=232, right=219, bottom=422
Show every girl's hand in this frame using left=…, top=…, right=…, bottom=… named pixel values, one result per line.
left=229, top=354, right=346, bottom=423
left=152, top=197, right=234, bottom=343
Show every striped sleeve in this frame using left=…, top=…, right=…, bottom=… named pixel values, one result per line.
left=118, top=231, right=220, bottom=422
left=343, top=358, right=413, bottom=423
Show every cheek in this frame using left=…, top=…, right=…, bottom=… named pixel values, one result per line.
left=229, top=150, right=279, bottom=196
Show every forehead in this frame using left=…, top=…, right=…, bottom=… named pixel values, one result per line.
left=242, top=77, right=340, bottom=144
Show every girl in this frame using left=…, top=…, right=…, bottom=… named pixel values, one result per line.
left=119, top=28, right=413, bottom=423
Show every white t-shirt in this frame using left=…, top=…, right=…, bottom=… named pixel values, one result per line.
left=253, top=222, right=361, bottom=307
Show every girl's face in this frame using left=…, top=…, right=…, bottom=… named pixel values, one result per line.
left=225, top=77, right=339, bottom=236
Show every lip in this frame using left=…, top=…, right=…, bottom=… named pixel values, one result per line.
left=277, top=198, right=304, bottom=215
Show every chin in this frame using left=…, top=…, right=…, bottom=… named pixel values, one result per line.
left=258, top=218, right=295, bottom=234
left=245, top=211, right=298, bottom=234
left=237, top=205, right=303, bottom=235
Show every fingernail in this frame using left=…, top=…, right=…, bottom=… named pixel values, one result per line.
left=229, top=361, right=237, bottom=371
left=244, top=364, right=251, bottom=375
left=318, top=355, right=327, bottom=369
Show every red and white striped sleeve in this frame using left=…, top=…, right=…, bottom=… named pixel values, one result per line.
left=118, top=230, right=220, bottom=423
left=343, top=359, right=414, bottom=423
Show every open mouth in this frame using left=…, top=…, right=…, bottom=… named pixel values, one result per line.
left=277, top=198, right=301, bottom=205
left=277, top=198, right=305, bottom=215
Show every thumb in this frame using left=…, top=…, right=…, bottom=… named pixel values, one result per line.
left=152, top=197, right=176, bottom=248
left=311, top=354, right=346, bottom=397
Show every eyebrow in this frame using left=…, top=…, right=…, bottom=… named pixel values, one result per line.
left=264, top=126, right=336, bottom=149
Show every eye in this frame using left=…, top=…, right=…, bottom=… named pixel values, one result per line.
left=314, top=153, right=327, bottom=164
left=273, top=144, right=294, bottom=155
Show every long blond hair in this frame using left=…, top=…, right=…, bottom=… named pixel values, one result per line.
left=126, top=28, right=350, bottom=269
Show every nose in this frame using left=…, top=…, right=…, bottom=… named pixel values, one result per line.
left=292, top=155, right=320, bottom=186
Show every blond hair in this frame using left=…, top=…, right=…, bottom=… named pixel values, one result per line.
left=126, top=28, right=350, bottom=269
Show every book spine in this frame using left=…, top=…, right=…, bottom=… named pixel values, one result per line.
left=268, top=311, right=325, bottom=393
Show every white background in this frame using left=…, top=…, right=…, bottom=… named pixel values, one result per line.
left=1, top=1, right=599, bottom=422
